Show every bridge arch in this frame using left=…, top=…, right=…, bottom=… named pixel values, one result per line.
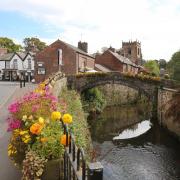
left=67, top=72, right=158, bottom=101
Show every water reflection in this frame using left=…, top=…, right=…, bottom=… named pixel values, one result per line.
left=113, top=120, right=152, bottom=140
left=88, top=105, right=180, bottom=180
left=88, top=105, right=151, bottom=142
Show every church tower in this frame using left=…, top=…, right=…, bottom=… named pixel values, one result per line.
left=121, top=40, right=142, bottom=65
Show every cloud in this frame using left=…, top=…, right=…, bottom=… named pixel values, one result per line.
left=0, top=0, right=180, bottom=60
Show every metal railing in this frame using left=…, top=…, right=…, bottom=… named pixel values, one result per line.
left=61, top=120, right=103, bottom=180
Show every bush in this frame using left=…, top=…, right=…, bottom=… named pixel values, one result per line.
left=59, top=88, right=92, bottom=156
left=82, top=87, right=107, bottom=113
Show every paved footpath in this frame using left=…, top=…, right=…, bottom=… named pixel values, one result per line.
left=0, top=82, right=37, bottom=180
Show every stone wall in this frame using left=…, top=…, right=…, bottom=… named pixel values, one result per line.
left=158, top=88, right=180, bottom=138
left=98, top=84, right=139, bottom=106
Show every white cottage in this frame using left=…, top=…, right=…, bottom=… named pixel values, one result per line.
left=0, top=51, right=34, bottom=81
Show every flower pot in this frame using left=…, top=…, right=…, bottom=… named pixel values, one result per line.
left=41, top=159, right=63, bottom=180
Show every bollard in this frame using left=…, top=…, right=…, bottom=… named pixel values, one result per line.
left=23, top=79, right=26, bottom=87
left=20, top=80, right=22, bottom=88
left=88, top=162, right=103, bottom=180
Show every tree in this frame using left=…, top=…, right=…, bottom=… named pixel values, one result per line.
left=159, top=59, right=167, bottom=69
left=0, top=37, right=22, bottom=52
left=144, top=60, right=160, bottom=76
left=23, top=37, right=47, bottom=52
left=167, top=50, right=180, bottom=81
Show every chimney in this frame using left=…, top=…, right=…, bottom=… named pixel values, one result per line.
left=78, top=41, right=88, bottom=53
left=108, top=46, right=115, bottom=52
left=0, top=48, right=7, bottom=56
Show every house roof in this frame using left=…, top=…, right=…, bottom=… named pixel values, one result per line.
left=0, top=53, right=14, bottom=61
left=16, top=52, right=27, bottom=59
left=95, top=64, right=112, bottom=72
left=57, top=39, right=95, bottom=59
left=0, top=52, right=32, bottom=61
left=109, top=50, right=138, bottom=67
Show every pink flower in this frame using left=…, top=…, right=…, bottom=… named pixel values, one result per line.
left=7, top=117, right=21, bottom=132
left=8, top=101, right=20, bottom=113
left=32, top=104, right=40, bottom=112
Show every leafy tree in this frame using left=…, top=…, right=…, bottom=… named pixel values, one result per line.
left=167, top=50, right=180, bottom=81
left=23, top=37, right=47, bottom=52
left=0, top=37, right=22, bottom=52
left=144, top=60, right=160, bottom=76
left=159, top=59, right=167, bottom=69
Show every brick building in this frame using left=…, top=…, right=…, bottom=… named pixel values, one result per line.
left=34, top=39, right=95, bottom=82
left=95, top=49, right=139, bottom=74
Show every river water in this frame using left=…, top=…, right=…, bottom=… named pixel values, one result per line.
left=88, top=105, right=180, bottom=180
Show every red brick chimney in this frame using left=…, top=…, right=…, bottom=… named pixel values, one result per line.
left=0, top=48, right=7, bottom=56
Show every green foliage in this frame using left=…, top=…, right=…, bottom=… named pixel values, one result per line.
left=167, top=50, right=180, bottom=81
left=144, top=60, right=160, bottom=76
left=31, top=121, right=64, bottom=159
left=82, top=87, right=106, bottom=113
left=22, top=150, right=47, bottom=180
left=23, top=37, right=47, bottom=52
left=59, top=88, right=92, bottom=155
left=0, top=37, right=22, bottom=52
left=159, top=59, right=167, bottom=69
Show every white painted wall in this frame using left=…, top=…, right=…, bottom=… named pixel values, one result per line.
left=9, top=54, right=23, bottom=70
left=0, top=61, right=5, bottom=70
left=23, top=54, right=34, bottom=70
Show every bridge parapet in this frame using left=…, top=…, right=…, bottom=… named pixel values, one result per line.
left=67, top=72, right=162, bottom=100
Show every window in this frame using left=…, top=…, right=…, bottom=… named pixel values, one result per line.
left=58, top=49, right=63, bottom=65
left=138, top=48, right=140, bottom=55
left=38, top=67, right=46, bottom=75
left=28, top=58, right=31, bottom=69
left=13, top=59, right=18, bottom=69
left=128, top=48, right=131, bottom=55
left=6, top=61, right=10, bottom=69
left=37, top=62, right=44, bottom=67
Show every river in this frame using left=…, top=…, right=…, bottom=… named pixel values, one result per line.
left=88, top=105, right=180, bottom=180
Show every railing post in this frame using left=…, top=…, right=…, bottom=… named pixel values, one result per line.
left=88, top=162, right=103, bottom=180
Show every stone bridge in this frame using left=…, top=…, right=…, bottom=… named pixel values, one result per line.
left=66, top=72, right=177, bottom=101
left=46, top=71, right=179, bottom=137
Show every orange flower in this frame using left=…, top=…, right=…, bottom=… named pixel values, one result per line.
left=60, top=134, right=70, bottom=146
left=30, top=123, right=43, bottom=135
left=40, top=137, right=48, bottom=143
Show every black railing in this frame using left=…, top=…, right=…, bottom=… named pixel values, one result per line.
left=60, top=120, right=103, bottom=180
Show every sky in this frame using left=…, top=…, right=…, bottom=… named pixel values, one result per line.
left=0, top=0, right=180, bottom=60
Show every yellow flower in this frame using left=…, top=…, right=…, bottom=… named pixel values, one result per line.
left=8, top=144, right=17, bottom=156
left=30, top=123, right=43, bottom=135
left=51, top=111, right=61, bottom=121
left=38, top=117, right=45, bottom=124
left=22, top=135, right=31, bottom=143
left=62, top=114, right=73, bottom=124
left=22, top=115, right=27, bottom=121
left=13, top=129, right=20, bottom=136
left=39, top=82, right=46, bottom=89
left=19, top=130, right=29, bottom=135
